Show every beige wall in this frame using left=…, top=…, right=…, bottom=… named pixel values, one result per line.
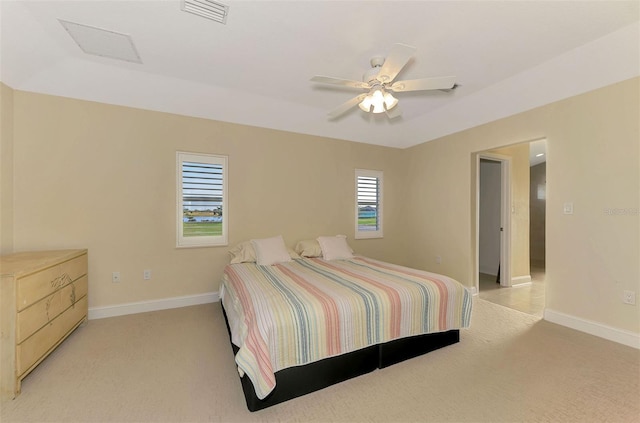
left=9, top=90, right=405, bottom=308
left=3, top=77, right=638, bottom=335
left=402, top=77, right=639, bottom=333
left=0, top=82, right=14, bottom=255
left=489, top=142, right=531, bottom=280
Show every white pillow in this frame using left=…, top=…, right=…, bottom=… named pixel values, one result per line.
left=251, top=236, right=292, bottom=266
left=317, top=235, right=354, bottom=261
left=228, top=241, right=257, bottom=264
left=229, top=241, right=299, bottom=264
left=294, top=239, right=323, bottom=257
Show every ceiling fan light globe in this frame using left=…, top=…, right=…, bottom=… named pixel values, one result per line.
left=371, top=103, right=386, bottom=113
left=358, top=95, right=373, bottom=112
left=359, top=89, right=395, bottom=114
left=370, top=90, right=386, bottom=113
left=383, top=92, right=398, bottom=110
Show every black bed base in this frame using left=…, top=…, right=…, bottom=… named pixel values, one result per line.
left=222, top=306, right=459, bottom=412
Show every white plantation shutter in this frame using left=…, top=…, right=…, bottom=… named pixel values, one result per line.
left=355, top=169, right=383, bottom=239
left=177, top=152, right=228, bottom=247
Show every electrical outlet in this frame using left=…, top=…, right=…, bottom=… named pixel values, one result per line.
left=143, top=269, right=151, bottom=280
left=112, top=272, right=121, bottom=283
left=435, top=255, right=442, bottom=264
left=623, top=290, right=636, bottom=305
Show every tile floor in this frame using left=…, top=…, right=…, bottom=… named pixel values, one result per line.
left=478, top=265, right=546, bottom=316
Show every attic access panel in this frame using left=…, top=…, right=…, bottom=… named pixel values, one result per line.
left=59, top=19, right=142, bottom=64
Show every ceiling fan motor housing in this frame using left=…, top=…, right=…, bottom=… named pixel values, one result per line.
left=363, top=56, right=385, bottom=83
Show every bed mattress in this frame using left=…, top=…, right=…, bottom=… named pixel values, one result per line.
left=221, top=256, right=472, bottom=400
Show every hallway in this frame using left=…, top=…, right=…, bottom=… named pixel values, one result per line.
left=478, top=266, right=545, bottom=317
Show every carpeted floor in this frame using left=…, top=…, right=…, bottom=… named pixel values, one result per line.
left=2, top=298, right=638, bottom=423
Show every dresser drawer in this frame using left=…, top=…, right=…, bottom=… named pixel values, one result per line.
left=16, top=275, right=88, bottom=344
left=17, top=254, right=87, bottom=311
left=1, top=249, right=88, bottom=399
left=16, top=295, right=88, bottom=376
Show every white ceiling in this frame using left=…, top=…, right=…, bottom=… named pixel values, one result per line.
left=1, top=1, right=638, bottom=149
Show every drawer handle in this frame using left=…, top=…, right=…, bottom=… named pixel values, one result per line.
left=70, top=284, right=76, bottom=307
left=50, top=273, right=72, bottom=290
left=46, top=296, right=54, bottom=323
left=44, top=282, right=78, bottom=323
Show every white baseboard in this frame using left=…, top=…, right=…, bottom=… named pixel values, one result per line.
left=511, top=275, right=532, bottom=286
left=544, top=308, right=640, bottom=349
left=88, top=292, right=220, bottom=320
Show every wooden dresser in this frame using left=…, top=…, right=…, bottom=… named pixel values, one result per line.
left=1, top=249, right=88, bottom=399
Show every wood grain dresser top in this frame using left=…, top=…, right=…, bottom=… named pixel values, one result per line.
left=0, top=249, right=87, bottom=278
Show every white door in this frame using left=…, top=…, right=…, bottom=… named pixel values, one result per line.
left=476, top=153, right=512, bottom=292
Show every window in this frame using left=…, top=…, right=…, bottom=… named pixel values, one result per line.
left=355, top=169, right=383, bottom=239
left=176, top=152, right=228, bottom=248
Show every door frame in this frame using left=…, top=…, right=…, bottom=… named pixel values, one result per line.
left=475, top=152, right=512, bottom=292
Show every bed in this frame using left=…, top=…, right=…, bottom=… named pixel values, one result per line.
left=220, top=237, right=472, bottom=411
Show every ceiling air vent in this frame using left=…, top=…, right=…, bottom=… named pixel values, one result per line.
left=181, top=0, right=229, bottom=24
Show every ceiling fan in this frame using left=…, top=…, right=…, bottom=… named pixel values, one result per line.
left=310, top=43, right=457, bottom=120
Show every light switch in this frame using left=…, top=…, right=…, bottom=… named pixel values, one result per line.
left=563, top=202, right=574, bottom=215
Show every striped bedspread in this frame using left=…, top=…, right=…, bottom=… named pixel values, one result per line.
left=221, top=256, right=472, bottom=399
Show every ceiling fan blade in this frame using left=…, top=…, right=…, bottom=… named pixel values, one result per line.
left=389, top=76, right=457, bottom=92
left=375, top=43, right=416, bottom=84
left=311, top=76, right=369, bottom=90
left=327, top=94, right=366, bottom=119
left=385, top=105, right=402, bottom=119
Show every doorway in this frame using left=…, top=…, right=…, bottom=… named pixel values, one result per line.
left=529, top=141, right=546, bottom=271
left=474, top=139, right=547, bottom=316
